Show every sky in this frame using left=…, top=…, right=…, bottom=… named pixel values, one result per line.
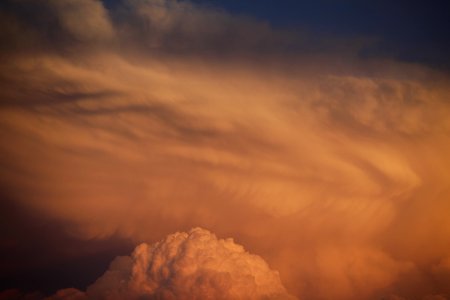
left=0, top=1, right=450, bottom=300
left=120, top=0, right=450, bottom=69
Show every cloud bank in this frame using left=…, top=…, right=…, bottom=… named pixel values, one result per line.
left=1, top=0, right=450, bottom=299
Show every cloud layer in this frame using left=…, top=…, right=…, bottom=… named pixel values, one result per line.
left=1, top=1, right=450, bottom=299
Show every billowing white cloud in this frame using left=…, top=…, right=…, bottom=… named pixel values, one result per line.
left=88, top=227, right=294, bottom=299
left=47, top=228, right=295, bottom=300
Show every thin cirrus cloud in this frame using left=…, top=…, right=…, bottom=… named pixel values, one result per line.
left=0, top=0, right=450, bottom=299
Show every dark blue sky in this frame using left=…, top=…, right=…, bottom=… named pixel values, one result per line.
left=103, top=0, right=450, bottom=68
left=193, top=0, right=450, bottom=68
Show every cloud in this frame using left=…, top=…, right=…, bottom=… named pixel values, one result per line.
left=422, top=296, right=449, bottom=300
left=47, top=0, right=114, bottom=42
left=45, top=228, right=294, bottom=300
left=45, top=289, right=86, bottom=300
left=1, top=0, right=450, bottom=300
left=0, top=0, right=114, bottom=55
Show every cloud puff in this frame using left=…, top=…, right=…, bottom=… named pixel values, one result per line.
left=87, top=227, right=294, bottom=299
left=46, top=228, right=294, bottom=300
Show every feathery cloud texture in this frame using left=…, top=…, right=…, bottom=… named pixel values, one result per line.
left=0, top=0, right=450, bottom=299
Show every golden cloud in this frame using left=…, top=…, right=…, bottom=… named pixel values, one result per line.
left=0, top=1, right=450, bottom=299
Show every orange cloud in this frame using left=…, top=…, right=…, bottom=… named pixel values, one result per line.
left=0, top=1, right=450, bottom=299
left=85, top=228, right=294, bottom=299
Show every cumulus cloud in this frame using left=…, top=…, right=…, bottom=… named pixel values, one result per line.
left=45, top=228, right=294, bottom=300
left=1, top=0, right=450, bottom=300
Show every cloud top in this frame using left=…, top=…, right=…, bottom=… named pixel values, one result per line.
left=84, top=227, right=295, bottom=299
